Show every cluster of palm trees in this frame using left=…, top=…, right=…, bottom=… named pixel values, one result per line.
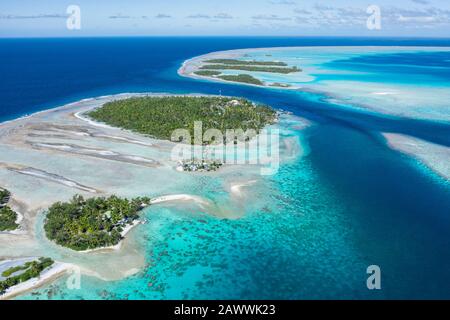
left=44, top=195, right=150, bottom=251
left=0, top=188, right=10, bottom=207
left=0, top=188, right=18, bottom=232
left=200, top=64, right=300, bottom=74
left=87, top=96, right=277, bottom=144
left=200, top=58, right=300, bottom=74
left=218, top=74, right=264, bottom=85
left=204, top=59, right=288, bottom=66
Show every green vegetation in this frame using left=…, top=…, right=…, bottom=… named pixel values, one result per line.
left=218, top=74, right=264, bottom=86
left=194, top=70, right=221, bottom=76
left=2, top=264, right=29, bottom=278
left=87, top=96, right=276, bottom=144
left=0, top=188, right=10, bottom=205
left=204, top=59, right=287, bottom=66
left=200, top=64, right=301, bottom=74
left=0, top=188, right=18, bottom=232
left=0, top=206, right=19, bottom=232
left=0, top=258, right=54, bottom=295
left=44, top=195, right=150, bottom=251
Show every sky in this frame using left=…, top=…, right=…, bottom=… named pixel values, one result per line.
left=0, top=0, right=449, bottom=37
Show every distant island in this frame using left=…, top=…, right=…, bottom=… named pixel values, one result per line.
left=0, top=188, right=19, bottom=232
left=44, top=195, right=150, bottom=251
left=199, top=63, right=300, bottom=74
left=182, top=56, right=301, bottom=87
left=203, top=59, right=288, bottom=66
left=87, top=96, right=277, bottom=144
left=216, top=74, right=264, bottom=85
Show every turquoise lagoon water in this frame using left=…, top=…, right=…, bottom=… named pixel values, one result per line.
left=219, top=47, right=450, bottom=121
left=230, top=47, right=450, bottom=86
left=1, top=38, right=449, bottom=299
left=21, top=121, right=380, bottom=300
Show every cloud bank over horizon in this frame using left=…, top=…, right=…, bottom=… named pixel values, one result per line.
left=0, top=0, right=449, bottom=37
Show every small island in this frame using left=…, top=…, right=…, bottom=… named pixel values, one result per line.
left=194, top=70, right=222, bottom=77
left=87, top=96, right=277, bottom=144
left=200, top=64, right=300, bottom=74
left=182, top=56, right=301, bottom=87
left=218, top=74, right=264, bottom=85
left=0, top=257, right=54, bottom=296
left=201, top=58, right=300, bottom=74
left=194, top=71, right=264, bottom=85
left=204, top=59, right=288, bottom=66
left=0, top=188, right=19, bottom=232
left=44, top=195, right=150, bottom=251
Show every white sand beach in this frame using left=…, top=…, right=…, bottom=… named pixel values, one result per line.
left=230, top=180, right=257, bottom=197
left=151, top=194, right=212, bottom=207
left=0, top=260, right=75, bottom=300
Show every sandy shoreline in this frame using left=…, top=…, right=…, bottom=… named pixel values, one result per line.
left=178, top=49, right=301, bottom=90
left=230, top=180, right=257, bottom=197
left=179, top=47, right=450, bottom=124
left=75, top=193, right=214, bottom=254
left=0, top=90, right=310, bottom=299
left=0, top=260, right=75, bottom=300
left=180, top=47, right=450, bottom=187
left=178, top=46, right=450, bottom=90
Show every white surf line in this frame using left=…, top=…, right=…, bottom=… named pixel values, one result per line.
left=8, top=167, right=98, bottom=193
left=37, top=125, right=154, bottom=147
left=150, top=194, right=211, bottom=208
left=30, top=142, right=158, bottom=166
left=94, top=134, right=154, bottom=147
left=372, top=91, right=398, bottom=95
left=230, top=180, right=257, bottom=197
left=74, top=111, right=115, bottom=129
left=33, top=142, right=118, bottom=156
left=79, top=195, right=215, bottom=253
left=74, top=112, right=155, bottom=146
left=35, top=125, right=92, bottom=137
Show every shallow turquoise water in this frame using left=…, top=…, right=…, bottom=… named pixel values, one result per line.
left=5, top=38, right=450, bottom=299
left=20, top=124, right=376, bottom=300
left=22, top=115, right=450, bottom=300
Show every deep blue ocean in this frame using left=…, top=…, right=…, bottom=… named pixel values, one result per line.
left=1, top=37, right=450, bottom=299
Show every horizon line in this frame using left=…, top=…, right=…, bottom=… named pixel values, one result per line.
left=1, top=35, right=450, bottom=40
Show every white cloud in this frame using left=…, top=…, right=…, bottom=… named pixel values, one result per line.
left=214, top=13, right=234, bottom=19
left=292, top=4, right=450, bottom=29
left=187, top=14, right=211, bottom=19
left=269, top=0, right=297, bottom=5
left=155, top=14, right=172, bottom=19
left=0, top=13, right=67, bottom=19
left=252, top=14, right=292, bottom=21
left=398, top=15, right=436, bottom=22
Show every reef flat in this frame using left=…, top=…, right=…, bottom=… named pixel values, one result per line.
left=0, top=93, right=309, bottom=298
